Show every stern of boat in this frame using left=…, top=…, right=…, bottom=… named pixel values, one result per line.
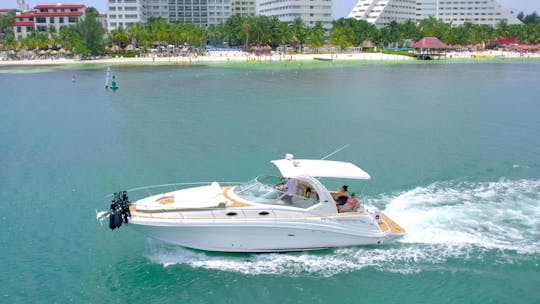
left=377, top=211, right=406, bottom=241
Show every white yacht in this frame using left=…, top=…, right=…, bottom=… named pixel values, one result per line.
left=97, top=154, right=406, bottom=252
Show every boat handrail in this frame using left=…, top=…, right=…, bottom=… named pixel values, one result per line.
left=103, top=181, right=243, bottom=200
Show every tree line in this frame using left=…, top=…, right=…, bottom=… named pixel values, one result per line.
left=1, top=8, right=540, bottom=56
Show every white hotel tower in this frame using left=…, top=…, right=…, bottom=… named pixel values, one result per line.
left=348, top=0, right=521, bottom=27
left=258, top=0, right=333, bottom=29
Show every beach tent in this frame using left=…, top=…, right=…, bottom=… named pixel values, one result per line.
left=361, top=40, right=374, bottom=49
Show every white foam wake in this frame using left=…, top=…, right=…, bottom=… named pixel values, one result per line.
left=145, top=240, right=486, bottom=276
left=381, top=178, right=540, bottom=254
left=145, top=178, right=540, bottom=276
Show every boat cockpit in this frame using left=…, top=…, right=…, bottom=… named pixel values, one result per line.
left=233, top=175, right=319, bottom=209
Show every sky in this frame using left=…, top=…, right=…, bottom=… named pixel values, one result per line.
left=9, top=0, right=540, bottom=17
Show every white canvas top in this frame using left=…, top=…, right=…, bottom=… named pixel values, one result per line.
left=271, top=158, right=371, bottom=180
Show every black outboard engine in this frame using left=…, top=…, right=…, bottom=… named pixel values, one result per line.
left=109, top=190, right=132, bottom=230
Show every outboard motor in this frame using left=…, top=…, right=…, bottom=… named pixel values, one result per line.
left=108, top=190, right=132, bottom=230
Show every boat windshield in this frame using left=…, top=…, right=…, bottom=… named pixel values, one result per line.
left=233, top=175, right=318, bottom=208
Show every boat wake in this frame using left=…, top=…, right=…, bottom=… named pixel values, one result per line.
left=380, top=178, right=540, bottom=254
left=145, top=178, right=540, bottom=276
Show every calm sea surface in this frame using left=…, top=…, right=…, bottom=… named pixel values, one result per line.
left=1, top=60, right=539, bottom=303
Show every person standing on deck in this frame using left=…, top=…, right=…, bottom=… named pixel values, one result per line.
left=283, top=178, right=298, bottom=205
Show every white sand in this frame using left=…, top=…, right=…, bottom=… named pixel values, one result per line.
left=0, top=51, right=538, bottom=66
left=0, top=52, right=413, bottom=66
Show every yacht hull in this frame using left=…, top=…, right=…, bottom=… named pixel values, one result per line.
left=130, top=217, right=403, bottom=252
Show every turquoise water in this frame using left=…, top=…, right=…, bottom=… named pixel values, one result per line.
left=1, top=60, right=539, bottom=303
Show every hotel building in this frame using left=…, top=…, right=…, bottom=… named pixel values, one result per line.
left=106, top=0, right=147, bottom=31
left=258, top=0, right=334, bottom=29
left=231, top=0, right=256, bottom=17
left=107, top=0, right=255, bottom=30
left=348, top=0, right=521, bottom=27
left=9, top=4, right=86, bottom=40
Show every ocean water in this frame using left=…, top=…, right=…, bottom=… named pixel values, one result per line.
left=1, top=60, right=539, bottom=303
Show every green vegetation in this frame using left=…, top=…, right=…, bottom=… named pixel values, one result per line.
left=381, top=49, right=416, bottom=57
left=1, top=10, right=540, bottom=57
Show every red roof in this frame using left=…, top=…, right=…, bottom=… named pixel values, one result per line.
left=33, top=12, right=83, bottom=17
left=15, top=13, right=36, bottom=19
left=413, top=37, right=447, bottom=49
left=34, top=4, right=85, bottom=9
left=13, top=21, right=34, bottom=26
left=491, top=37, right=516, bottom=45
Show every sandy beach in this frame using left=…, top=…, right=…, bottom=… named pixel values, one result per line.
left=1, top=50, right=538, bottom=66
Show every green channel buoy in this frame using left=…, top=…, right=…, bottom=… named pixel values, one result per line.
left=110, top=75, right=119, bottom=91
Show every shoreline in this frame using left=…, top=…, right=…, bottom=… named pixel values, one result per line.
left=1, top=51, right=539, bottom=67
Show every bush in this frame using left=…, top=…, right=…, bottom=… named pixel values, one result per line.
left=381, top=49, right=416, bottom=57
left=108, top=52, right=137, bottom=58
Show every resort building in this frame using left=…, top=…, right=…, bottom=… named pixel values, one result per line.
left=231, top=0, right=256, bottom=17
left=144, top=0, right=169, bottom=22
left=417, top=0, right=521, bottom=26
left=107, top=0, right=234, bottom=29
left=258, top=0, right=333, bottom=29
left=348, top=0, right=522, bottom=27
left=207, top=0, right=232, bottom=25
left=107, top=0, right=147, bottom=31
left=9, top=4, right=86, bottom=40
left=348, top=0, right=416, bottom=28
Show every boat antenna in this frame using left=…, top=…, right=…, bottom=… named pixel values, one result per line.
left=321, top=144, right=349, bottom=160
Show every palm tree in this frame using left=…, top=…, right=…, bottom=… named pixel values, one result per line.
left=307, top=21, right=325, bottom=48
left=127, top=23, right=148, bottom=50
left=239, top=17, right=253, bottom=50
left=111, top=26, right=129, bottom=48
left=147, top=17, right=168, bottom=47
left=291, top=17, right=307, bottom=52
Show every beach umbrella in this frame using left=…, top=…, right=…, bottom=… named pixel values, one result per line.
left=361, top=40, right=374, bottom=49
left=111, top=45, right=121, bottom=52
left=124, top=44, right=135, bottom=51
left=50, top=50, right=58, bottom=55
left=38, top=50, right=46, bottom=55
left=58, top=48, right=66, bottom=53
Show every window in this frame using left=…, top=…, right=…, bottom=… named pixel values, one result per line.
left=36, top=17, right=46, bottom=23
left=68, top=17, right=77, bottom=22
left=50, top=17, right=55, bottom=23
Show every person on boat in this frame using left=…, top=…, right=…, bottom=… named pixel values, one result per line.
left=283, top=177, right=298, bottom=205
left=338, top=193, right=360, bottom=213
left=333, top=185, right=349, bottom=206
left=305, top=187, right=318, bottom=202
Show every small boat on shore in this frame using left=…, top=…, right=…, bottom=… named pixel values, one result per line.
left=97, top=154, right=406, bottom=252
left=313, top=57, right=333, bottom=61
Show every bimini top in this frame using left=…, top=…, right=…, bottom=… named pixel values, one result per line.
left=271, top=154, right=371, bottom=180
